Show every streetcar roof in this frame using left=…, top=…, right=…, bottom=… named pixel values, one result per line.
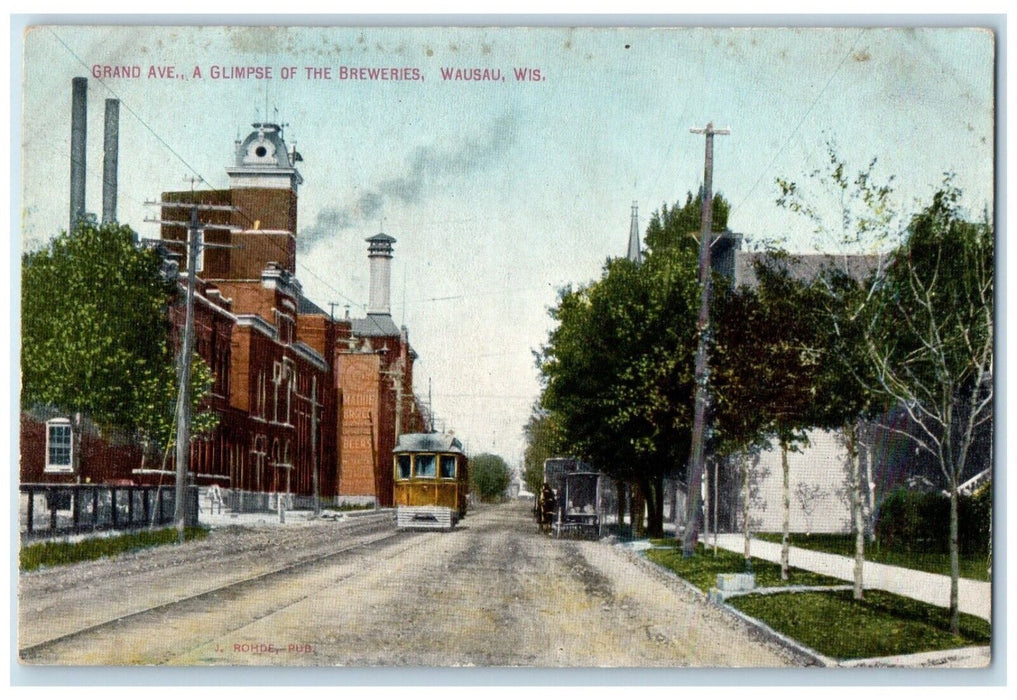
left=394, top=433, right=464, bottom=454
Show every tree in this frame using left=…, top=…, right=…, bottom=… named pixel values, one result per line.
left=794, top=482, right=825, bottom=536
left=749, top=260, right=832, bottom=579
left=776, top=143, right=898, bottom=599
left=470, top=453, right=512, bottom=502
left=21, top=221, right=218, bottom=471
left=644, top=190, right=730, bottom=254
left=711, top=282, right=775, bottom=563
left=864, top=184, right=993, bottom=634
left=538, top=245, right=701, bottom=537
left=522, top=406, right=563, bottom=495
left=135, top=355, right=219, bottom=469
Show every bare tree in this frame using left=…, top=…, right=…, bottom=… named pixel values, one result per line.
left=794, top=482, right=825, bottom=536
left=864, top=184, right=993, bottom=634
left=776, top=142, right=899, bottom=599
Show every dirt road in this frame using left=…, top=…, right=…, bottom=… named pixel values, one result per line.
left=20, top=500, right=799, bottom=667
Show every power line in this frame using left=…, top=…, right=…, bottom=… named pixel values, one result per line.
left=47, top=29, right=212, bottom=189
left=729, top=28, right=865, bottom=220
left=46, top=28, right=374, bottom=318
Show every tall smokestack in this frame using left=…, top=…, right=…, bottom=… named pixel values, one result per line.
left=102, top=99, right=119, bottom=225
left=69, top=77, right=87, bottom=231
left=366, top=232, right=396, bottom=315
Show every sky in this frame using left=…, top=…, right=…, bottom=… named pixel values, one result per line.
left=15, top=22, right=996, bottom=468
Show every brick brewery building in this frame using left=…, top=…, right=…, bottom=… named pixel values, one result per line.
left=22, top=119, right=425, bottom=508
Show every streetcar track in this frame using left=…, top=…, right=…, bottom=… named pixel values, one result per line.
left=20, top=523, right=413, bottom=660
left=164, top=530, right=433, bottom=665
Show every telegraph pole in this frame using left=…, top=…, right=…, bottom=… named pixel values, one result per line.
left=174, top=207, right=199, bottom=543
left=682, top=122, right=730, bottom=557
left=146, top=201, right=240, bottom=543
left=311, top=375, right=320, bottom=516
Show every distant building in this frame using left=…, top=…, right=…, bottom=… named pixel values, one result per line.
left=621, top=207, right=988, bottom=534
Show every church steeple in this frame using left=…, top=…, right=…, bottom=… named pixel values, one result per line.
left=627, top=201, right=642, bottom=264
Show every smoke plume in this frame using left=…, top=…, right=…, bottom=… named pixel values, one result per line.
left=299, top=113, right=519, bottom=251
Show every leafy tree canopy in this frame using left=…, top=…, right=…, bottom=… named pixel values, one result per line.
left=522, top=406, right=563, bottom=495
left=470, top=453, right=512, bottom=502
left=22, top=221, right=217, bottom=453
left=644, top=190, right=730, bottom=255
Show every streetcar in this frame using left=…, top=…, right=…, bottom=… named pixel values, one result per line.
left=392, top=432, right=469, bottom=530
left=537, top=457, right=602, bottom=539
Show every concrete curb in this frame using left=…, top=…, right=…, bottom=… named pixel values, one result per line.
left=837, top=645, right=991, bottom=668
left=616, top=543, right=826, bottom=667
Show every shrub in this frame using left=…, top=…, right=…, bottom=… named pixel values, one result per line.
left=875, top=485, right=990, bottom=556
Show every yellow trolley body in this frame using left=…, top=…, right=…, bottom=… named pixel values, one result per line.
left=392, top=433, right=469, bottom=530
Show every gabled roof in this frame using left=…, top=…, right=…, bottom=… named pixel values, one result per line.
left=734, top=252, right=883, bottom=288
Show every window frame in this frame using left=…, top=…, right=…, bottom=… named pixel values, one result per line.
left=413, top=453, right=437, bottom=479
left=395, top=454, right=412, bottom=480
left=45, top=418, right=74, bottom=473
left=439, top=454, right=457, bottom=480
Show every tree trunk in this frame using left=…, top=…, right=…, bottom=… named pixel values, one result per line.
left=864, top=437, right=877, bottom=542
left=615, top=479, right=626, bottom=536
left=643, top=475, right=665, bottom=538
left=949, top=477, right=960, bottom=635
left=631, top=483, right=645, bottom=538
left=742, top=451, right=751, bottom=566
left=703, top=459, right=711, bottom=553
left=713, top=458, right=719, bottom=555
left=846, top=424, right=865, bottom=600
left=781, top=441, right=790, bottom=581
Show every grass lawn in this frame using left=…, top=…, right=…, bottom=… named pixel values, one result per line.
left=645, top=543, right=843, bottom=592
left=730, top=589, right=991, bottom=660
left=20, top=526, right=209, bottom=571
left=754, top=533, right=991, bottom=582
left=644, top=542, right=991, bottom=660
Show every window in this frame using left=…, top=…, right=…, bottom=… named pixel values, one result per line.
left=45, top=419, right=73, bottom=472
left=440, top=455, right=457, bottom=479
left=396, top=455, right=411, bottom=480
left=414, top=454, right=436, bottom=478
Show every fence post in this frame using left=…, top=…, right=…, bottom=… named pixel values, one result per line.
left=26, top=487, right=34, bottom=535
left=111, top=487, right=118, bottom=529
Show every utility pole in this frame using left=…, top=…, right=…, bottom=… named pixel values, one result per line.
left=146, top=201, right=240, bottom=543
left=682, top=122, right=730, bottom=557
left=311, top=375, right=320, bottom=516
left=381, top=363, right=405, bottom=442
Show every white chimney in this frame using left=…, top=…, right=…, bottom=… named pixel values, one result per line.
left=366, top=233, right=396, bottom=315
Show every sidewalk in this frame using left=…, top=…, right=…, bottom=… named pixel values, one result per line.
left=711, top=533, right=991, bottom=621
left=198, top=507, right=390, bottom=529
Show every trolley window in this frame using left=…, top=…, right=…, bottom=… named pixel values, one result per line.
left=439, top=455, right=457, bottom=479
left=396, top=455, right=411, bottom=480
left=414, top=454, right=437, bottom=478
